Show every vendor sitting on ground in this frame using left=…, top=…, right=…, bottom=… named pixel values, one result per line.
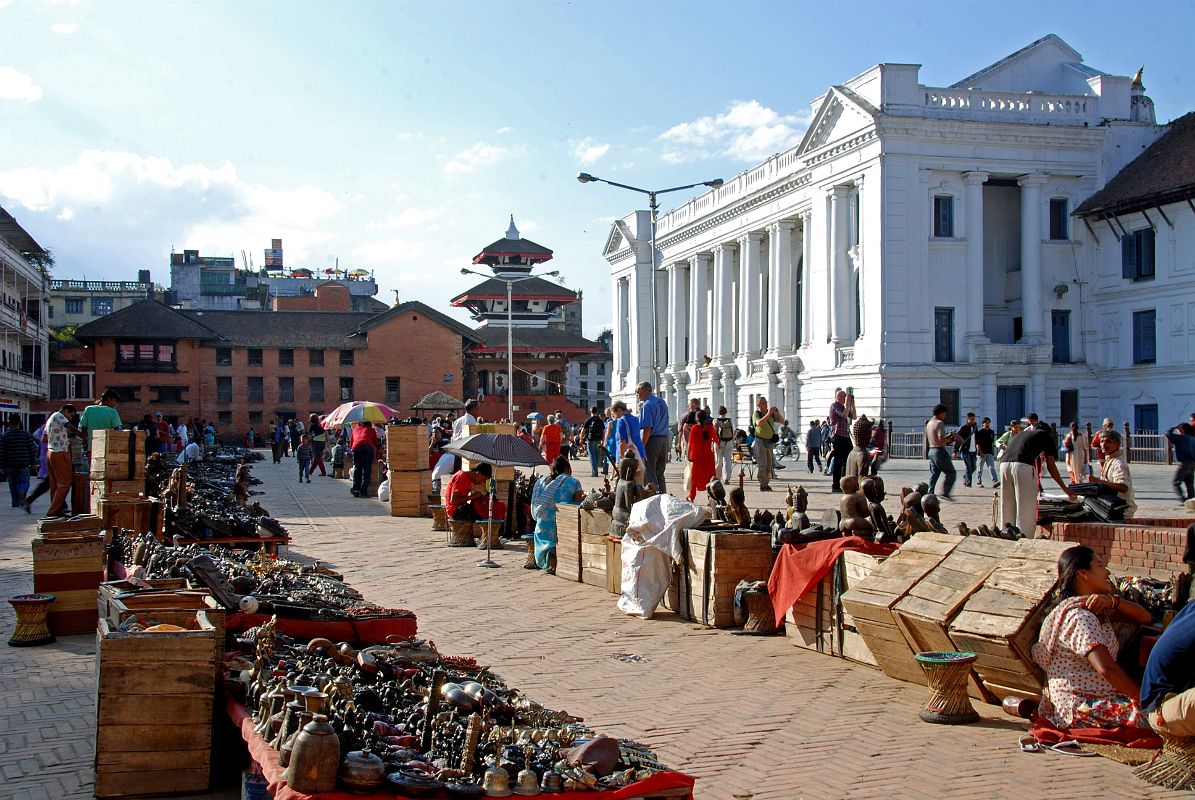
left=1141, top=594, right=1195, bottom=737
left=1031, top=545, right=1152, bottom=728
left=1092, top=429, right=1137, bottom=519
left=445, top=462, right=493, bottom=522
left=531, top=455, right=584, bottom=572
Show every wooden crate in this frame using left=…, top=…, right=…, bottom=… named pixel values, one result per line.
left=106, top=592, right=226, bottom=678
left=95, top=492, right=163, bottom=537
left=841, top=532, right=962, bottom=686
left=95, top=609, right=216, bottom=798
left=385, top=425, right=428, bottom=472
left=578, top=508, right=614, bottom=588
left=72, top=471, right=91, bottom=514
left=892, top=536, right=1018, bottom=701
left=554, top=503, right=582, bottom=582
left=36, top=514, right=102, bottom=536
left=389, top=469, right=434, bottom=517
left=98, top=578, right=187, bottom=622
left=949, top=538, right=1074, bottom=701
left=460, top=424, right=518, bottom=480
left=606, top=537, right=622, bottom=595
left=666, top=528, right=774, bottom=628
left=786, top=550, right=884, bottom=667
left=32, top=533, right=105, bottom=635
left=90, top=479, right=145, bottom=503
left=89, top=429, right=148, bottom=480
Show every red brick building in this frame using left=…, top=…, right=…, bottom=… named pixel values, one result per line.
left=74, top=298, right=480, bottom=436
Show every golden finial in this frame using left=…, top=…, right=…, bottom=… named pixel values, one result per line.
left=1131, top=65, right=1145, bottom=90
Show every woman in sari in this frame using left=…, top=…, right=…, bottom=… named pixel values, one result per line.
left=1063, top=422, right=1089, bottom=483
left=531, top=456, right=584, bottom=573
left=1031, top=545, right=1152, bottom=728
left=686, top=410, right=718, bottom=501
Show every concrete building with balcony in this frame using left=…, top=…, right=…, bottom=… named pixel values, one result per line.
left=604, top=34, right=1180, bottom=431
left=0, top=206, right=49, bottom=424
left=47, top=273, right=155, bottom=328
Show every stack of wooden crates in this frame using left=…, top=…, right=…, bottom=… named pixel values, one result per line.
left=32, top=515, right=106, bottom=635
left=386, top=425, right=432, bottom=517
left=89, top=430, right=159, bottom=537
left=785, top=549, right=886, bottom=666
left=664, top=528, right=774, bottom=628
left=94, top=609, right=217, bottom=798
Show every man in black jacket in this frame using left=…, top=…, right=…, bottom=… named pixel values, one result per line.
left=580, top=406, right=607, bottom=478
left=1, top=415, right=38, bottom=508
left=955, top=412, right=978, bottom=488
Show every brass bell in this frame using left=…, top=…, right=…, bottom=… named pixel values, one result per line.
left=482, top=764, right=513, bottom=797
left=512, top=767, right=541, bottom=796
left=540, top=771, right=564, bottom=793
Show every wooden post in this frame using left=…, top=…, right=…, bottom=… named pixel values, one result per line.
left=1123, top=421, right=1133, bottom=463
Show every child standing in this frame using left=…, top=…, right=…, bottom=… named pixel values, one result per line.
left=331, top=440, right=347, bottom=479
left=296, top=434, right=313, bottom=483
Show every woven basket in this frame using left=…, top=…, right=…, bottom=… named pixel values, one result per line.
left=473, top=521, right=503, bottom=549
left=447, top=520, right=475, bottom=547
left=914, top=651, right=979, bottom=724
left=1135, top=733, right=1195, bottom=791
left=743, top=591, right=777, bottom=634
left=430, top=505, right=447, bottom=532
left=8, top=593, right=56, bottom=647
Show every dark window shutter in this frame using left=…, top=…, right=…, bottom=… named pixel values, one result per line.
left=1122, top=232, right=1136, bottom=279
left=1141, top=228, right=1155, bottom=278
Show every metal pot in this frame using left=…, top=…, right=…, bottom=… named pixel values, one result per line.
left=339, top=749, right=385, bottom=792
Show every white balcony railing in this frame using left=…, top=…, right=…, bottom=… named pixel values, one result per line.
left=0, top=369, right=46, bottom=398
left=921, top=89, right=1099, bottom=125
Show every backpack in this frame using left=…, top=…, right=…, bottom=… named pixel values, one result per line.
left=717, top=418, right=734, bottom=442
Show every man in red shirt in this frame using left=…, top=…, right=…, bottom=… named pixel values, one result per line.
left=540, top=418, right=562, bottom=463
left=445, top=462, right=493, bottom=521
left=153, top=412, right=172, bottom=455
left=349, top=421, right=381, bottom=497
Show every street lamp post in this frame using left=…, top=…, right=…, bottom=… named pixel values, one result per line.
left=576, top=172, right=723, bottom=387
left=460, top=267, right=560, bottom=424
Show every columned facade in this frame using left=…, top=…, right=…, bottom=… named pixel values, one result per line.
left=605, top=36, right=1171, bottom=430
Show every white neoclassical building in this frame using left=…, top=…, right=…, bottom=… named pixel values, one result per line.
left=604, top=34, right=1191, bottom=432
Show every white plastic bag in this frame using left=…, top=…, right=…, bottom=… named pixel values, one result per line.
left=615, top=495, right=708, bottom=619
left=377, top=478, right=390, bottom=502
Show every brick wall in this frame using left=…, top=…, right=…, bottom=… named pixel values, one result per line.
left=90, top=339, right=206, bottom=427
left=1045, top=520, right=1194, bottom=579
left=272, top=283, right=351, bottom=312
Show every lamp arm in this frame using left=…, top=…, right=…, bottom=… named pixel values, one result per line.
left=589, top=177, right=651, bottom=196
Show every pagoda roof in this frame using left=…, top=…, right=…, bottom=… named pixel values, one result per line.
left=471, top=325, right=601, bottom=355
left=451, top=275, right=577, bottom=305
left=471, top=236, right=554, bottom=265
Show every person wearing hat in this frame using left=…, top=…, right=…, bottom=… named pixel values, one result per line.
left=1091, top=418, right=1116, bottom=477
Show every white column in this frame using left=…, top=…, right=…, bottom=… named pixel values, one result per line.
left=739, top=231, right=763, bottom=356
left=980, top=371, right=997, bottom=424
left=963, top=171, right=989, bottom=349
left=770, top=219, right=796, bottom=353
left=1030, top=369, right=1046, bottom=417
left=713, top=243, right=736, bottom=360
left=627, top=259, right=655, bottom=386
left=613, top=275, right=626, bottom=385
left=689, top=252, right=710, bottom=365
left=1019, top=173, right=1048, bottom=343
left=800, top=212, right=812, bottom=346
left=666, top=261, right=688, bottom=368
left=829, top=186, right=851, bottom=345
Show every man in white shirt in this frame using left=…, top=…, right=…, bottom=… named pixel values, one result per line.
left=1095, top=430, right=1137, bottom=519
left=451, top=400, right=478, bottom=440
left=43, top=404, right=77, bottom=517
left=178, top=440, right=203, bottom=464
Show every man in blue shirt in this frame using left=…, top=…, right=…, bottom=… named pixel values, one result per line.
left=611, top=400, right=646, bottom=484
left=1141, top=593, right=1195, bottom=737
left=636, top=381, right=669, bottom=495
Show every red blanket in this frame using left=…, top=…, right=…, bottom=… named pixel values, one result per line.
left=224, top=612, right=417, bottom=645
left=768, top=537, right=897, bottom=626
left=227, top=699, right=695, bottom=799
left=1029, top=714, right=1161, bottom=749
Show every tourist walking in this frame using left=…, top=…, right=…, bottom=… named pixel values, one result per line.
left=539, top=414, right=563, bottom=464
left=805, top=419, right=823, bottom=473
left=349, top=420, right=380, bottom=497
left=925, top=403, right=956, bottom=499
left=1063, top=422, right=1090, bottom=483
left=1165, top=422, right=1195, bottom=501
left=955, top=412, right=978, bottom=488
left=677, top=398, right=700, bottom=460
left=39, top=404, right=77, bottom=517
left=308, top=414, right=328, bottom=476
left=998, top=419, right=1075, bottom=535
left=752, top=396, right=783, bottom=492
left=636, top=382, right=670, bottom=495
left=580, top=406, right=605, bottom=477
left=296, top=435, right=313, bottom=483
left=288, top=418, right=301, bottom=457
left=1, top=415, right=38, bottom=508
left=531, top=455, right=584, bottom=572
left=974, top=417, right=998, bottom=487
left=715, top=406, right=736, bottom=483
left=686, top=409, right=718, bottom=501
left=271, top=419, right=285, bottom=463
left=828, top=390, right=854, bottom=492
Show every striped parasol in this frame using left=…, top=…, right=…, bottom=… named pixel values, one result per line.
left=322, top=401, right=400, bottom=427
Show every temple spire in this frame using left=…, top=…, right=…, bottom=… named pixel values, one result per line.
left=506, top=215, right=520, bottom=240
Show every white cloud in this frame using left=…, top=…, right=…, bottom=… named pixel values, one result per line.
left=0, top=150, right=340, bottom=267
left=0, top=66, right=42, bottom=102
left=494, top=126, right=512, bottom=135
left=443, top=142, right=522, bottom=174
left=572, top=137, right=609, bottom=165
left=367, top=206, right=441, bottom=229
left=51, top=22, right=78, bottom=34
left=658, top=100, right=811, bottom=163
left=0, top=0, right=12, bottom=8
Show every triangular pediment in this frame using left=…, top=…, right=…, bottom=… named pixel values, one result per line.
left=795, top=87, right=877, bottom=158
left=603, top=219, right=632, bottom=257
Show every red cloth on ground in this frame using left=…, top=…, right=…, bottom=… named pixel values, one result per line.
left=1029, top=714, right=1161, bottom=749
left=768, top=537, right=897, bottom=626
left=224, top=612, right=417, bottom=645
left=686, top=422, right=717, bottom=501
left=227, top=699, right=695, bottom=800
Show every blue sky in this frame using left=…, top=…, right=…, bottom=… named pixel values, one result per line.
left=1, top=0, right=1191, bottom=337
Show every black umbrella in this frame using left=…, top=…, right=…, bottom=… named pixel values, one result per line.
left=440, top=433, right=547, bottom=468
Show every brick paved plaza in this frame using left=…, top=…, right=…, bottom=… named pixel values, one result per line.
left=1, top=453, right=1190, bottom=800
